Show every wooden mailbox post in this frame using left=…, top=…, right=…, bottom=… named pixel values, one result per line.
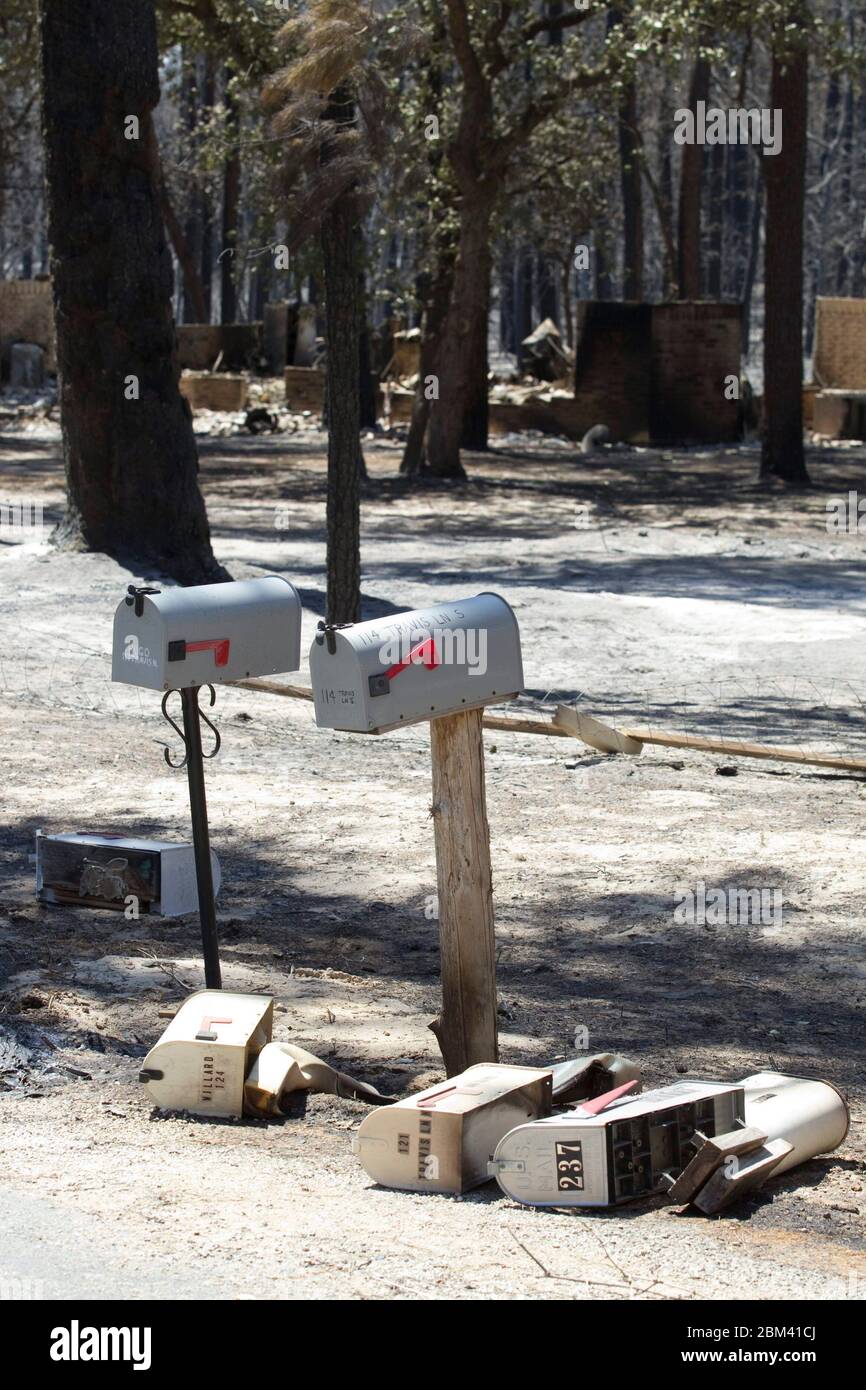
left=309, top=593, right=524, bottom=1074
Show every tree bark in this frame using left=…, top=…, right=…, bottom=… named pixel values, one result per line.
left=705, top=140, right=724, bottom=299
left=400, top=244, right=456, bottom=476
left=40, top=0, right=225, bottom=584
left=425, top=191, right=495, bottom=478
left=742, top=164, right=763, bottom=355
left=618, top=80, right=644, bottom=299
left=677, top=56, right=710, bottom=299
left=761, top=38, right=809, bottom=484
left=321, top=87, right=362, bottom=622
left=200, top=52, right=216, bottom=320
left=159, top=165, right=207, bottom=323
left=459, top=311, right=489, bottom=451
left=220, top=71, right=240, bottom=325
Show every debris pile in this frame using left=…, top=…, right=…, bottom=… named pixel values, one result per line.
left=139, top=991, right=850, bottom=1220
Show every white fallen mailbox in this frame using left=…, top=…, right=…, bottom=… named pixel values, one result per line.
left=112, top=575, right=302, bottom=692
left=309, top=592, right=523, bottom=734
left=489, top=1080, right=747, bottom=1208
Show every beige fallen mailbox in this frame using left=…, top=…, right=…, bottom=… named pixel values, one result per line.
left=111, top=575, right=303, bottom=989
left=139, top=990, right=273, bottom=1118
left=309, top=593, right=523, bottom=734
left=310, top=594, right=525, bottom=1077
left=354, top=1063, right=552, bottom=1194
left=112, top=574, right=302, bottom=693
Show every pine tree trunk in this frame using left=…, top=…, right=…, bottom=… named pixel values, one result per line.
left=460, top=307, right=489, bottom=452
left=678, top=57, right=710, bottom=299
left=425, top=193, right=494, bottom=478
left=705, top=141, right=724, bottom=299
left=220, top=73, right=240, bottom=325
left=761, top=40, right=809, bottom=485
left=200, top=53, right=216, bottom=321
left=40, top=0, right=225, bottom=584
left=322, top=193, right=362, bottom=621
left=618, top=81, right=644, bottom=300
left=400, top=244, right=455, bottom=476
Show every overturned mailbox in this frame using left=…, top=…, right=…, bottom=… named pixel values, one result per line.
left=741, top=1072, right=849, bottom=1175
left=354, top=1064, right=553, bottom=1194
left=139, top=990, right=273, bottom=1119
left=139, top=992, right=390, bottom=1119
left=112, top=575, right=302, bottom=692
left=489, top=1080, right=746, bottom=1207
left=310, top=593, right=524, bottom=734
left=36, top=831, right=220, bottom=917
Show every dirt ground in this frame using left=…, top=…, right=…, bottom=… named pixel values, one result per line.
left=1, top=419, right=865, bottom=1301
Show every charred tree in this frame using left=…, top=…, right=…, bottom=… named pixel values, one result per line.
left=761, top=36, right=810, bottom=485
left=220, top=72, right=240, bottom=325
left=39, top=0, right=225, bottom=583
left=322, top=161, right=362, bottom=622
left=677, top=56, right=710, bottom=299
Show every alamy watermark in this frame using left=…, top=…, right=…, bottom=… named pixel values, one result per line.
left=0, top=499, right=45, bottom=539
left=826, top=492, right=866, bottom=533
left=674, top=102, right=782, bottom=157
left=674, top=881, right=783, bottom=927
left=378, top=627, right=488, bottom=677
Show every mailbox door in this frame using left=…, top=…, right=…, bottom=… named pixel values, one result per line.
left=310, top=593, right=524, bottom=733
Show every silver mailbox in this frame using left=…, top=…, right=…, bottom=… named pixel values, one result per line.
left=309, top=592, right=524, bottom=734
left=111, top=576, right=302, bottom=692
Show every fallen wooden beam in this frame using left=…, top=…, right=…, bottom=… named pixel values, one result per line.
left=554, top=705, right=866, bottom=774
left=229, top=678, right=573, bottom=737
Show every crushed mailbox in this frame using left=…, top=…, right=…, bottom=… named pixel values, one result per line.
left=112, top=575, right=302, bottom=692
left=489, top=1081, right=748, bottom=1207
left=309, top=593, right=524, bottom=734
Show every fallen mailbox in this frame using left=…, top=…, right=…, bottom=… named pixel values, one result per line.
left=489, top=1071, right=850, bottom=1212
left=139, top=992, right=389, bottom=1118
left=36, top=831, right=220, bottom=917
left=354, top=1063, right=554, bottom=1195
left=489, top=1079, right=745, bottom=1208
left=139, top=990, right=274, bottom=1119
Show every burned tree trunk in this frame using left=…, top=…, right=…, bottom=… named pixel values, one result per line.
left=618, top=81, right=644, bottom=300
left=761, top=40, right=809, bottom=485
left=40, top=0, right=225, bottom=584
left=425, top=192, right=495, bottom=478
left=220, top=73, right=240, bottom=325
left=321, top=100, right=363, bottom=623
left=400, top=245, right=456, bottom=476
left=677, top=56, right=710, bottom=299
left=460, top=304, right=489, bottom=452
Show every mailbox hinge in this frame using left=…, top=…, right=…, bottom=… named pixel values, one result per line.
left=316, top=619, right=353, bottom=655
left=125, top=584, right=161, bottom=618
